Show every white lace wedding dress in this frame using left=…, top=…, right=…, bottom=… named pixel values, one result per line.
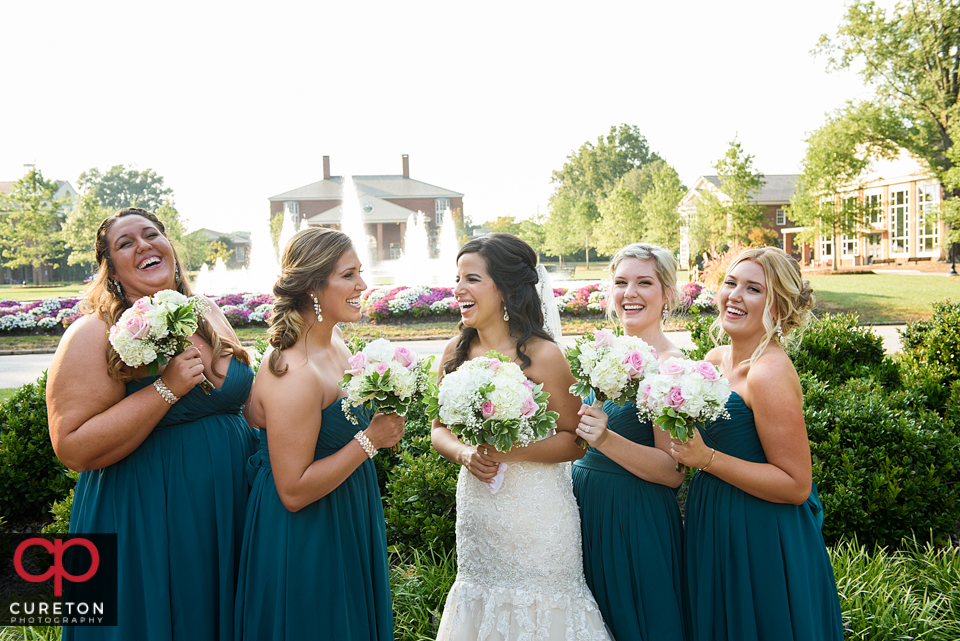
left=435, top=459, right=613, bottom=641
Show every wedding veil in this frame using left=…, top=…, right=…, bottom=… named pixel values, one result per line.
left=535, top=264, right=563, bottom=342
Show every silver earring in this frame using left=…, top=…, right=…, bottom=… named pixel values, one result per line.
left=503, top=307, right=510, bottom=322
left=776, top=324, right=783, bottom=343
left=174, top=262, right=180, bottom=284
left=111, top=278, right=124, bottom=299
left=662, top=306, right=669, bottom=323
left=313, top=296, right=322, bottom=322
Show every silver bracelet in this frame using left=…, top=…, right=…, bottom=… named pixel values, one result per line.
left=354, top=431, right=377, bottom=458
left=153, top=379, right=179, bottom=405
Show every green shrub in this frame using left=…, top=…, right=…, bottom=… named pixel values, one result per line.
left=793, top=313, right=900, bottom=387
left=383, top=436, right=458, bottom=555
left=0, top=372, right=72, bottom=521
left=683, top=313, right=725, bottom=360
left=804, top=375, right=960, bottom=549
left=391, top=547, right=457, bottom=641
left=898, top=300, right=960, bottom=415
left=41, top=470, right=79, bottom=535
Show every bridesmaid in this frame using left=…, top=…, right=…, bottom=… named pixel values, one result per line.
left=670, top=246, right=843, bottom=640
left=234, top=228, right=405, bottom=640
left=572, top=243, right=688, bottom=641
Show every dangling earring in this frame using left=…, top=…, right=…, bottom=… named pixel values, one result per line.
left=662, top=305, right=669, bottom=323
left=174, top=262, right=180, bottom=284
left=503, top=306, right=510, bottom=322
left=776, top=324, right=784, bottom=343
left=313, top=295, right=322, bottom=322
left=111, top=278, right=124, bottom=300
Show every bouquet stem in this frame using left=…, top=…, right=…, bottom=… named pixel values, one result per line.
left=576, top=397, right=606, bottom=448
left=198, top=375, right=214, bottom=395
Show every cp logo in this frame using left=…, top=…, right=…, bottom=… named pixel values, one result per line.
left=14, top=537, right=100, bottom=596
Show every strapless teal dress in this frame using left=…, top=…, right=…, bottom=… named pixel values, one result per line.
left=684, top=392, right=843, bottom=640
left=572, top=393, right=687, bottom=641
left=234, top=402, right=393, bottom=641
left=63, top=358, right=256, bottom=641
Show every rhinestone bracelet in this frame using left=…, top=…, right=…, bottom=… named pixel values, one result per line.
left=153, top=379, right=179, bottom=405
left=354, top=431, right=377, bottom=458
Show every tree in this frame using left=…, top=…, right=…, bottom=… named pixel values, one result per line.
left=791, top=102, right=900, bottom=270
left=77, top=165, right=174, bottom=212
left=637, top=161, right=685, bottom=250
left=206, top=238, right=234, bottom=266
left=61, top=192, right=111, bottom=270
left=0, top=168, right=69, bottom=283
left=594, top=185, right=644, bottom=255
left=693, top=138, right=766, bottom=250
left=547, top=124, right=661, bottom=262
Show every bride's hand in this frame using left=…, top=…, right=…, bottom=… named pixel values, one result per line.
left=575, top=404, right=610, bottom=448
left=459, top=444, right=501, bottom=483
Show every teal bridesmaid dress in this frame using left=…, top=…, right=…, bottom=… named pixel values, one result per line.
left=572, top=393, right=687, bottom=641
left=684, top=392, right=844, bottom=641
left=63, top=358, right=256, bottom=641
left=234, top=402, right=393, bottom=641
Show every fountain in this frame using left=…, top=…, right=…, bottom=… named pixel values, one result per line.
left=341, top=176, right=373, bottom=269
left=193, top=217, right=283, bottom=296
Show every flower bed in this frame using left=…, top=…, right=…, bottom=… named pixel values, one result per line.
left=677, top=282, right=717, bottom=314
left=0, top=298, right=81, bottom=333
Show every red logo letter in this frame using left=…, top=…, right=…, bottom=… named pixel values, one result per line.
left=14, top=538, right=100, bottom=596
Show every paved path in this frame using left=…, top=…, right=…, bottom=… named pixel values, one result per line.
left=0, top=326, right=904, bottom=390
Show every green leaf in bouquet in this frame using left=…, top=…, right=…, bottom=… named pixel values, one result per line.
left=146, top=361, right=160, bottom=377
left=569, top=382, right=592, bottom=398
left=484, top=351, right=510, bottom=362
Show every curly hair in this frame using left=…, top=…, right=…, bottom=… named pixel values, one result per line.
left=710, top=246, right=816, bottom=364
left=604, top=242, right=679, bottom=324
left=84, top=207, right=249, bottom=382
left=267, top=227, right=354, bottom=377
left=444, top=233, right=554, bottom=374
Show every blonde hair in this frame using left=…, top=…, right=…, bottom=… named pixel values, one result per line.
left=84, top=208, right=249, bottom=382
left=710, top=246, right=815, bottom=364
left=605, top=243, right=679, bottom=324
left=267, top=227, right=354, bottom=376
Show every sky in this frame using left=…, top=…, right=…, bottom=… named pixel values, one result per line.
left=2, top=0, right=883, bottom=235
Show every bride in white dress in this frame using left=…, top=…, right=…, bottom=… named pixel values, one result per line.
left=431, top=234, right=612, bottom=641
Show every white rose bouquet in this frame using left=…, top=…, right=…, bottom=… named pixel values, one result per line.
left=108, top=289, right=213, bottom=393
left=566, top=327, right=660, bottom=410
left=637, top=356, right=731, bottom=445
left=339, top=338, right=436, bottom=424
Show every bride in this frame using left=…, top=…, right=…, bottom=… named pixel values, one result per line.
left=431, top=233, right=612, bottom=640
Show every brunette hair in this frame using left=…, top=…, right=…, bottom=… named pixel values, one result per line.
left=267, top=227, right=354, bottom=376
left=85, top=207, right=249, bottom=382
left=444, top=233, right=553, bottom=374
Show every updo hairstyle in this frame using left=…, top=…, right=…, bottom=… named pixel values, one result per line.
left=605, top=242, right=679, bottom=324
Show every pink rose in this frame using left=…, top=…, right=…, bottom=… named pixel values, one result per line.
left=593, top=329, right=615, bottom=347
left=523, top=380, right=534, bottom=390
left=639, top=382, right=653, bottom=403
left=488, top=359, right=501, bottom=372
left=622, top=350, right=648, bottom=379
left=665, top=386, right=686, bottom=410
left=661, top=360, right=687, bottom=377
left=694, top=361, right=720, bottom=382
left=132, top=297, right=152, bottom=314
left=121, top=313, right=150, bottom=340
left=345, top=352, right=368, bottom=376
left=521, top=395, right=538, bottom=418
left=375, top=362, right=390, bottom=375
left=481, top=401, right=497, bottom=419
left=394, top=346, right=417, bottom=368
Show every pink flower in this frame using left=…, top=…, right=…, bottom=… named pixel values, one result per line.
left=665, top=386, right=686, bottom=410
left=694, top=361, right=720, bottom=382
left=481, top=401, right=497, bottom=419
left=121, top=313, right=150, bottom=340
left=523, top=380, right=534, bottom=390
left=622, top=350, right=648, bottom=379
left=593, top=329, right=615, bottom=347
left=394, top=346, right=417, bottom=368
left=639, top=382, right=653, bottom=403
left=661, top=360, right=687, bottom=377
left=132, top=297, right=153, bottom=314
left=345, top=352, right=368, bottom=376
left=521, top=395, right=538, bottom=418
left=488, top=359, right=501, bottom=372
left=375, top=362, right=390, bottom=375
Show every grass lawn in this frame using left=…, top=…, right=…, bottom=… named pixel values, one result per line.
left=0, top=282, right=87, bottom=301
left=805, top=272, right=960, bottom=323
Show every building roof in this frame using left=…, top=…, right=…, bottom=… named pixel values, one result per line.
left=304, top=193, right=417, bottom=225
left=702, top=174, right=798, bottom=204
left=194, top=228, right=251, bottom=244
left=0, top=180, right=76, bottom=200
left=269, top=175, right=463, bottom=202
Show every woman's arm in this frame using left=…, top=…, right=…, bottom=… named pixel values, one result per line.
left=262, top=355, right=405, bottom=512
left=670, top=351, right=813, bottom=504
left=47, top=315, right=205, bottom=472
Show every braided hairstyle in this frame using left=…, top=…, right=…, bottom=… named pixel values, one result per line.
left=710, top=246, right=816, bottom=364
left=85, top=207, right=249, bottom=382
left=267, top=227, right=354, bottom=376
left=444, top=233, right=554, bottom=374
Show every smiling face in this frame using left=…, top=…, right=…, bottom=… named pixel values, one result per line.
left=454, top=252, right=504, bottom=330
left=315, top=247, right=366, bottom=323
left=611, top=257, right=670, bottom=337
left=718, top=259, right=770, bottom=338
left=105, top=214, right=177, bottom=301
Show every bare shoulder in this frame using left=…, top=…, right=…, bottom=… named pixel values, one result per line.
left=704, top=345, right=727, bottom=369
left=52, top=314, right=109, bottom=369
left=747, top=348, right=801, bottom=398
left=523, top=338, right=573, bottom=383
left=199, top=296, right=238, bottom=340
left=524, top=336, right=565, bottom=362
left=254, top=350, right=326, bottom=413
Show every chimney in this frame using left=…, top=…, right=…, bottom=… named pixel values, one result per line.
left=402, top=154, right=409, bottom=178
left=23, top=163, right=35, bottom=176
left=323, top=156, right=331, bottom=180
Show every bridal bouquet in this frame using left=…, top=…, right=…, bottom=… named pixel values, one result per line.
left=108, top=289, right=212, bottom=393
left=637, top=356, right=731, bottom=443
left=566, top=327, right=660, bottom=410
left=425, top=351, right=558, bottom=452
left=339, top=338, right=436, bottom=424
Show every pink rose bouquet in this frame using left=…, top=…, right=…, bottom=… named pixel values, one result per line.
left=108, top=289, right=213, bottom=393
left=566, top=327, right=660, bottom=409
left=637, top=356, right=731, bottom=443
left=339, top=338, right=436, bottom=424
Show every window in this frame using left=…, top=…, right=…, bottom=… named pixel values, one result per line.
left=820, top=236, right=833, bottom=259
left=889, top=189, right=909, bottom=254
left=776, top=208, right=785, bottom=226
left=841, top=235, right=857, bottom=256
left=866, top=193, right=882, bottom=226
left=435, top=198, right=450, bottom=220
left=840, top=196, right=858, bottom=256
left=918, top=184, right=939, bottom=253
left=435, top=209, right=444, bottom=228
left=283, top=201, right=299, bottom=223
